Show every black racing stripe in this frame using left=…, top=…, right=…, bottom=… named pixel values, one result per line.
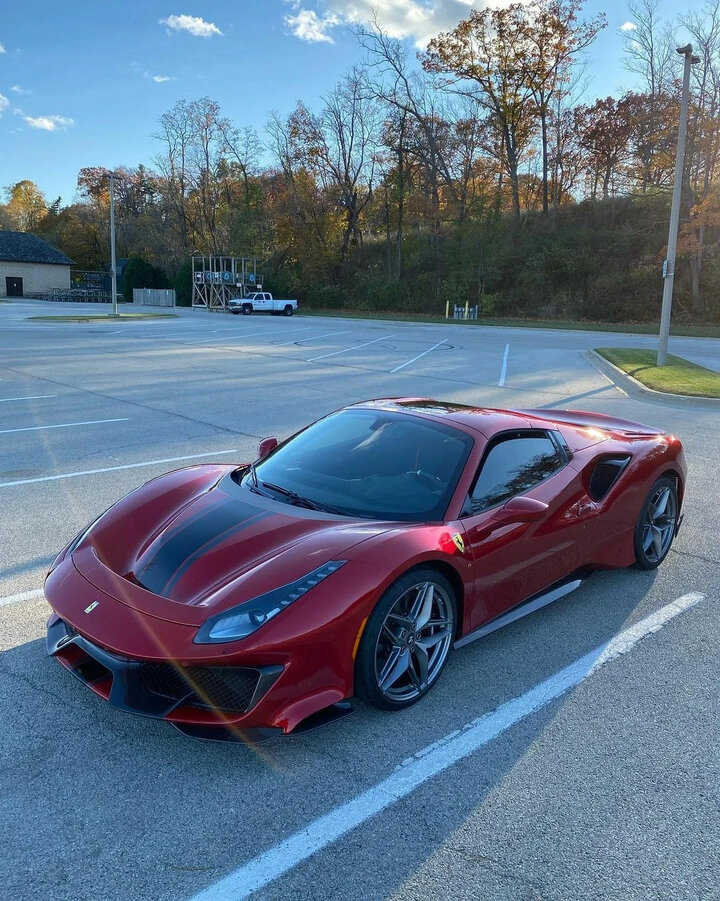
left=136, top=499, right=267, bottom=597
left=162, top=510, right=271, bottom=597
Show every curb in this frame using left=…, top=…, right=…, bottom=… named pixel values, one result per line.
left=586, top=350, right=720, bottom=409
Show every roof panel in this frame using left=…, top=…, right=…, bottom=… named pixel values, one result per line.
left=0, top=231, right=74, bottom=265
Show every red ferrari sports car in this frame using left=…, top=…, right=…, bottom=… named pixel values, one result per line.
left=45, top=398, right=685, bottom=741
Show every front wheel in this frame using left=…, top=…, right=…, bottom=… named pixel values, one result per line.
left=355, top=568, right=456, bottom=711
left=242, top=304, right=252, bottom=315
left=634, top=476, right=678, bottom=569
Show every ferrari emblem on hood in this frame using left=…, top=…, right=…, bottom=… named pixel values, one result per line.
left=451, top=533, right=465, bottom=553
left=84, top=601, right=99, bottom=614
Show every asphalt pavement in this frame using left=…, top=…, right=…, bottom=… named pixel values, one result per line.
left=1, top=300, right=718, bottom=901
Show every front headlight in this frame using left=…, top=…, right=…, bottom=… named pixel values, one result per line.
left=193, top=560, right=347, bottom=644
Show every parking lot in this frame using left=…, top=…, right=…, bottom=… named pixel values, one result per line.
left=1, top=299, right=719, bottom=901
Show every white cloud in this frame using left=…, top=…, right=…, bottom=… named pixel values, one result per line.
left=620, top=21, right=637, bottom=32
left=131, top=62, right=175, bottom=82
left=11, top=84, right=31, bottom=95
left=0, top=43, right=6, bottom=54
left=283, top=1, right=493, bottom=49
left=285, top=9, right=339, bottom=43
left=0, top=93, right=9, bottom=115
left=23, top=113, right=74, bottom=131
left=160, top=14, right=222, bottom=37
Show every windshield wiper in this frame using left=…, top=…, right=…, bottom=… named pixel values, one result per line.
left=259, top=481, right=347, bottom=515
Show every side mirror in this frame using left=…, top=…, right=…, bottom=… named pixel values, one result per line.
left=492, top=495, right=548, bottom=526
left=257, top=436, right=279, bottom=459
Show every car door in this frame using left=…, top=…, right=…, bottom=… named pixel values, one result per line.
left=459, top=429, right=598, bottom=630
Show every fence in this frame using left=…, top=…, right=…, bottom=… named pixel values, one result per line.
left=46, top=288, right=113, bottom=303
left=133, top=288, right=176, bottom=307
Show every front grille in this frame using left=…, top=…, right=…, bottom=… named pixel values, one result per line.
left=74, top=656, right=111, bottom=685
left=139, top=663, right=260, bottom=713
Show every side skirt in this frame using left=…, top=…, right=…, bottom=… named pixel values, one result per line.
left=454, top=578, right=584, bottom=650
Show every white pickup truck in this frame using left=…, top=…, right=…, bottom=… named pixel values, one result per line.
left=228, top=292, right=298, bottom=316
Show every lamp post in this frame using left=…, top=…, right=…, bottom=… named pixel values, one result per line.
left=657, top=44, right=699, bottom=366
left=108, top=172, right=119, bottom=317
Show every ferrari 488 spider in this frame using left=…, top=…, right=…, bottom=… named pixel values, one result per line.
left=45, top=399, right=685, bottom=741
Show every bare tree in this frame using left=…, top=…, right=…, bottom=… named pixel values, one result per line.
left=623, top=0, right=676, bottom=190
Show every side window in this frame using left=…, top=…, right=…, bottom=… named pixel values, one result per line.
left=465, top=431, right=565, bottom=514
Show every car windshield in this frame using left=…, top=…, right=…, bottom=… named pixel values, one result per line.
left=242, top=409, right=473, bottom=521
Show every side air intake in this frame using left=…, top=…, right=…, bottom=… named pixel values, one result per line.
left=588, top=455, right=631, bottom=501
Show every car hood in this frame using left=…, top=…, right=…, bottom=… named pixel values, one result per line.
left=72, top=466, right=393, bottom=626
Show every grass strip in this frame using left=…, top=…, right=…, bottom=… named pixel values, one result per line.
left=596, top=347, right=720, bottom=398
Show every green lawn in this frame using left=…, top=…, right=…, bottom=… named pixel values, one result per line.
left=301, top=309, right=720, bottom=338
left=595, top=348, right=720, bottom=398
left=28, top=312, right=177, bottom=322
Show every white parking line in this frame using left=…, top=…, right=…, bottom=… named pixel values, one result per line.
left=180, top=329, right=280, bottom=346
left=498, top=343, right=510, bottom=387
left=307, top=334, right=397, bottom=363
left=0, top=449, right=239, bottom=488
left=0, top=417, right=129, bottom=436
left=273, top=330, right=350, bottom=347
left=0, top=589, right=45, bottom=608
left=189, top=591, right=705, bottom=901
left=0, top=394, right=58, bottom=403
left=390, top=339, right=448, bottom=373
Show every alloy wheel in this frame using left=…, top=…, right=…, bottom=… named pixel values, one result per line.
left=641, top=485, right=677, bottom=563
left=373, top=580, right=454, bottom=703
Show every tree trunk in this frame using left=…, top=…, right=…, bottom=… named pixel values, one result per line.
left=504, top=125, right=521, bottom=221
left=540, top=105, right=549, bottom=216
left=691, top=223, right=705, bottom=315
left=396, top=115, right=405, bottom=278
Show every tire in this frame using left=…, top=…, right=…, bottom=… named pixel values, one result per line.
left=355, top=568, right=456, bottom=711
left=283, top=305, right=293, bottom=317
left=242, top=304, right=252, bottom=316
left=634, top=476, right=678, bottom=569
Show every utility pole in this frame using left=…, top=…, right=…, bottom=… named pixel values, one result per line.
left=657, top=45, right=698, bottom=366
left=108, top=172, right=119, bottom=317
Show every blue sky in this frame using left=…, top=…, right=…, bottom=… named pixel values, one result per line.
left=0, top=0, right=702, bottom=205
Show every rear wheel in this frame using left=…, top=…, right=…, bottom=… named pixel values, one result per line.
left=634, top=477, right=678, bottom=569
left=355, top=568, right=456, bottom=711
left=283, top=305, right=293, bottom=317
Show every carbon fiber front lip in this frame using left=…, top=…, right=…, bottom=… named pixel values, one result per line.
left=46, top=617, right=282, bottom=721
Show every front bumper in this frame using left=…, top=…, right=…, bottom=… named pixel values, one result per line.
left=47, top=616, right=284, bottom=742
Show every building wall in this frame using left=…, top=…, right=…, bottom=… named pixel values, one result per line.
left=0, top=261, right=71, bottom=297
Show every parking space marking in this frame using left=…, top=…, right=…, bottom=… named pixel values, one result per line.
left=0, top=417, right=129, bottom=436
left=0, top=394, right=58, bottom=403
left=180, top=329, right=283, bottom=346
left=498, top=343, right=510, bottom=387
left=190, top=591, right=705, bottom=901
left=0, top=589, right=45, bottom=608
left=307, top=334, right=397, bottom=363
left=390, top=339, right=448, bottom=373
left=273, top=330, right=350, bottom=347
left=0, top=449, right=239, bottom=489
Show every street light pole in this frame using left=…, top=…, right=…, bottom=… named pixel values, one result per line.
left=657, top=45, right=698, bottom=366
left=108, top=172, right=119, bottom=317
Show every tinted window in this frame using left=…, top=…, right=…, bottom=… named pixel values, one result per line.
left=242, top=409, right=474, bottom=521
left=465, top=432, right=564, bottom=514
